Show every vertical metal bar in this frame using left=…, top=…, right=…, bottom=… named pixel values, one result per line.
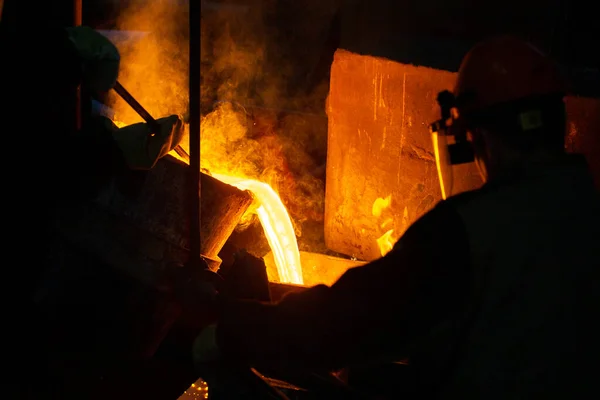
left=74, top=0, right=82, bottom=131
left=188, top=0, right=202, bottom=268
left=73, top=0, right=82, bottom=25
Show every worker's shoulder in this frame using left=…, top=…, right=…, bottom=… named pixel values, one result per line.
left=405, top=189, right=483, bottom=235
left=445, top=187, right=488, bottom=207
left=428, top=186, right=491, bottom=219
left=415, top=186, right=500, bottom=237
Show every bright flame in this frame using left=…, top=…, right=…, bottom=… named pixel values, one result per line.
left=211, top=173, right=304, bottom=285
left=372, top=195, right=392, bottom=218
left=372, top=195, right=398, bottom=257
left=111, top=107, right=304, bottom=284
left=112, top=117, right=303, bottom=284
left=376, top=229, right=396, bottom=257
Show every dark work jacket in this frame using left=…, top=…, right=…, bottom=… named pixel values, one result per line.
left=1, top=21, right=126, bottom=397
left=216, top=155, right=600, bottom=399
left=1, top=21, right=126, bottom=286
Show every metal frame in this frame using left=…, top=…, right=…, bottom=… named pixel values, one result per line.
left=188, top=0, right=202, bottom=268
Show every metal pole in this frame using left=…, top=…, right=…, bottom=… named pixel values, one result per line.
left=73, top=0, right=82, bottom=25
left=74, top=0, right=82, bottom=131
left=113, top=81, right=191, bottom=162
left=188, top=0, right=202, bottom=268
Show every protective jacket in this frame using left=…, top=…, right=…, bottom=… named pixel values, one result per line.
left=215, top=154, right=600, bottom=398
left=1, top=19, right=127, bottom=398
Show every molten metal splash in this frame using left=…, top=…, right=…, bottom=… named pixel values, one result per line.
left=376, top=229, right=396, bottom=257
left=372, top=195, right=392, bottom=218
left=373, top=195, right=398, bottom=257
left=211, top=174, right=304, bottom=285
left=113, top=118, right=304, bottom=284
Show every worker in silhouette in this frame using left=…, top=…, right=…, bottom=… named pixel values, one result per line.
left=1, top=5, right=185, bottom=395
left=1, top=4, right=185, bottom=279
left=193, top=36, right=600, bottom=398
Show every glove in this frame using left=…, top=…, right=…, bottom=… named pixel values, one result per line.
left=112, top=114, right=185, bottom=169
left=65, top=26, right=120, bottom=95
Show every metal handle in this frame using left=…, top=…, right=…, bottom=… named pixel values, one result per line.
left=113, top=81, right=190, bottom=162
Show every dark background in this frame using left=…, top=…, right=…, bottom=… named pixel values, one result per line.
left=80, top=0, right=599, bottom=99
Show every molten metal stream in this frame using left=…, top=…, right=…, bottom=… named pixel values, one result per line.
left=166, top=146, right=304, bottom=284
left=211, top=174, right=304, bottom=285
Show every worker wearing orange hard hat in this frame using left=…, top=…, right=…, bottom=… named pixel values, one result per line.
left=192, top=36, right=600, bottom=398
left=430, top=35, right=570, bottom=199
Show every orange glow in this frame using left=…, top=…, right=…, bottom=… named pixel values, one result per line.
left=264, top=250, right=365, bottom=287
left=210, top=174, right=304, bottom=285
left=373, top=195, right=398, bottom=256
left=376, top=229, right=396, bottom=257
left=372, top=195, right=392, bottom=218
left=112, top=114, right=304, bottom=285
left=107, top=4, right=315, bottom=287
left=431, top=131, right=448, bottom=200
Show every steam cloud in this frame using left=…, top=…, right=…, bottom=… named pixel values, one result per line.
left=108, top=0, right=340, bottom=253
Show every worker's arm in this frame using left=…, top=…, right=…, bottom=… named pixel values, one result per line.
left=213, top=200, right=473, bottom=370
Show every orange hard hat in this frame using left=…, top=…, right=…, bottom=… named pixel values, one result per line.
left=454, top=36, right=567, bottom=113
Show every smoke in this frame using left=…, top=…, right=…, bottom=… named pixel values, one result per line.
left=107, top=0, right=189, bottom=123
left=108, top=0, right=340, bottom=250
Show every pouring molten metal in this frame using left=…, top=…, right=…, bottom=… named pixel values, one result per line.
left=211, top=173, right=304, bottom=285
